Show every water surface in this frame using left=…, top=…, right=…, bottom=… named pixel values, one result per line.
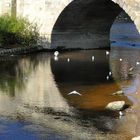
left=0, top=49, right=136, bottom=139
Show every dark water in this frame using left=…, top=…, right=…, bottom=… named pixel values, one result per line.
left=0, top=48, right=137, bottom=140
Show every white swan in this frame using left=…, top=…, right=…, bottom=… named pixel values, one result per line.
left=54, top=51, right=59, bottom=57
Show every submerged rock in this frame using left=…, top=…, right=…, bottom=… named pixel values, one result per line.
left=105, top=101, right=126, bottom=111
left=112, top=90, right=124, bottom=96
left=132, top=136, right=140, bottom=140
left=127, top=66, right=135, bottom=77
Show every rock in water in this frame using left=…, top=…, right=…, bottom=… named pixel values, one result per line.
left=129, top=67, right=134, bottom=72
left=112, top=90, right=124, bottom=96
left=105, top=101, right=126, bottom=111
left=132, top=136, right=140, bottom=140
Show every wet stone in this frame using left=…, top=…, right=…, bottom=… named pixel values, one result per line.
left=132, top=136, right=140, bottom=140
left=105, top=101, right=126, bottom=111
left=54, top=116, right=61, bottom=120
left=16, top=113, right=25, bottom=121
left=112, top=90, right=124, bottom=96
left=62, top=118, right=72, bottom=122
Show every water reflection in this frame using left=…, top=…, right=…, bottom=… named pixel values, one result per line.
left=110, top=48, right=140, bottom=94
left=0, top=51, right=134, bottom=139
left=110, top=47, right=140, bottom=137
left=0, top=55, right=70, bottom=117
left=19, top=56, right=70, bottom=113
left=51, top=50, right=130, bottom=110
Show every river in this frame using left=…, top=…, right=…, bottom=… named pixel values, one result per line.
left=0, top=47, right=138, bottom=140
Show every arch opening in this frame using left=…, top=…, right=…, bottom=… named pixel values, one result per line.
left=110, top=11, right=140, bottom=48
left=51, top=0, right=124, bottom=50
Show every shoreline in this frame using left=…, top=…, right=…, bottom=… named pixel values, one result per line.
left=0, top=45, right=111, bottom=56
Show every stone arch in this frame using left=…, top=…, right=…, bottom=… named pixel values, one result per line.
left=112, top=0, right=140, bottom=32
left=14, top=0, right=140, bottom=49
left=49, top=0, right=140, bottom=49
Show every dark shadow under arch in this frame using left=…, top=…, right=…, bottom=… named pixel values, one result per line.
left=51, top=0, right=123, bottom=49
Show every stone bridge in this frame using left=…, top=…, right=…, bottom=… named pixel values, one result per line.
left=0, top=0, right=140, bottom=49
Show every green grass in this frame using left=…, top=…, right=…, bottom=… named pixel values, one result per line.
left=0, top=15, right=39, bottom=47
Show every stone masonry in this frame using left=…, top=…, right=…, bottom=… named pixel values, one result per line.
left=0, top=0, right=140, bottom=49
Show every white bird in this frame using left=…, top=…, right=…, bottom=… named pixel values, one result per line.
left=68, top=91, right=82, bottom=96
left=67, top=58, right=70, bottom=62
left=119, top=111, right=123, bottom=116
left=129, top=67, right=134, bottom=71
left=92, top=56, right=95, bottom=61
left=119, top=111, right=124, bottom=119
left=54, top=56, right=58, bottom=61
left=136, top=61, right=140, bottom=65
left=109, top=71, right=112, bottom=76
left=54, top=51, right=59, bottom=57
left=106, top=51, right=109, bottom=55
left=106, top=76, right=109, bottom=80
left=119, top=58, right=122, bottom=61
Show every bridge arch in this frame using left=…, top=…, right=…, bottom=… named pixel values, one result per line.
left=50, top=0, right=140, bottom=49
left=12, top=0, right=140, bottom=49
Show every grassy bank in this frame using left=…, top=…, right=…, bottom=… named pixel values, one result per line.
left=0, top=15, right=39, bottom=48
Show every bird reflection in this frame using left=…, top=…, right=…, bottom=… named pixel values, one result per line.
left=54, top=51, right=59, bottom=57
left=106, top=51, right=109, bottom=55
left=92, top=56, right=95, bottom=61
left=54, top=56, right=59, bottom=61
left=106, top=76, right=109, bottom=80
left=136, top=61, right=140, bottom=65
left=67, top=58, right=70, bottom=62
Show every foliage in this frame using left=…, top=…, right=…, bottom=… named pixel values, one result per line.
left=0, top=15, right=39, bottom=47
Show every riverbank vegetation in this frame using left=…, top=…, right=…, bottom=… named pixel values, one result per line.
left=0, top=15, right=39, bottom=48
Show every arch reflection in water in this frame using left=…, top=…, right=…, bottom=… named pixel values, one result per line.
left=51, top=50, right=130, bottom=110
left=50, top=50, right=134, bottom=139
